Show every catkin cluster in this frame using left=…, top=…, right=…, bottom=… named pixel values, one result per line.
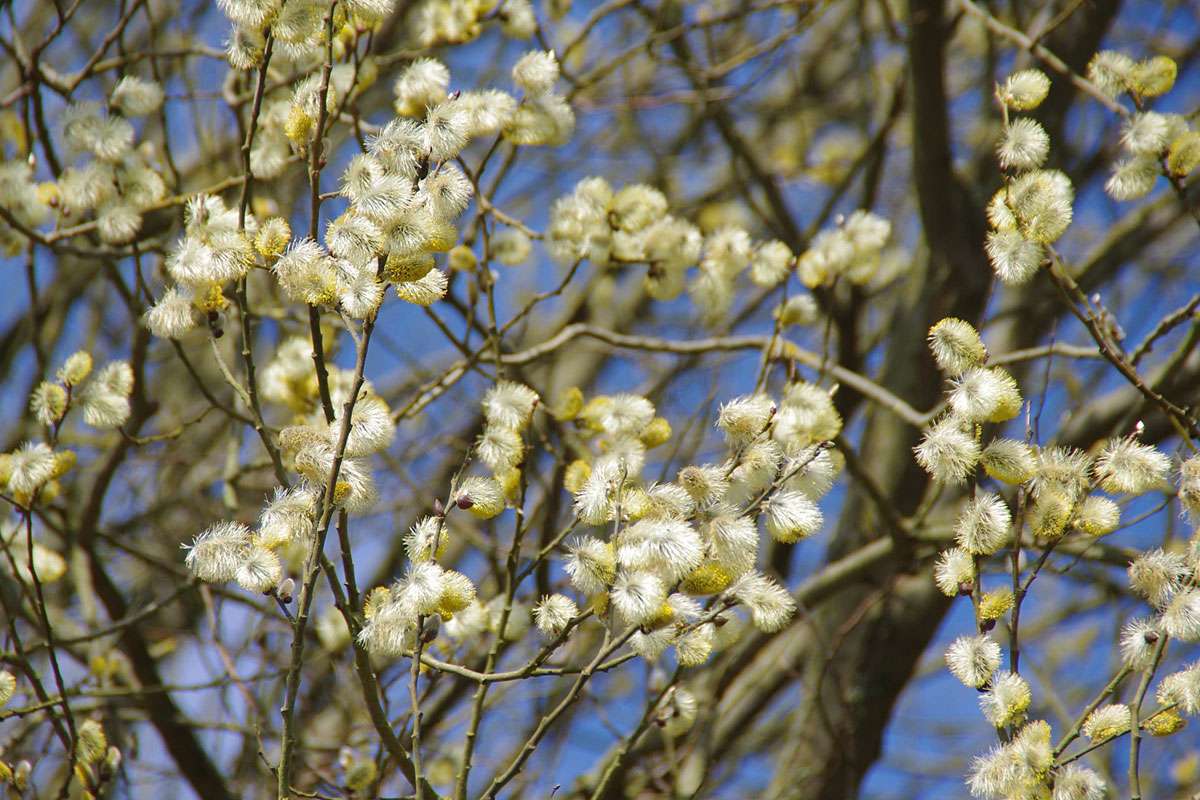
left=1087, top=51, right=1200, bottom=200
left=922, top=329, right=1200, bottom=798
left=985, top=68, right=1073, bottom=285
left=546, top=175, right=891, bottom=326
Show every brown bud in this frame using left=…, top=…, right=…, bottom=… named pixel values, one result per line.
left=420, top=615, right=440, bottom=644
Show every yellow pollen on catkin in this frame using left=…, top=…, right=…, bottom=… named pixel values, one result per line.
left=622, top=488, right=652, bottom=520
left=681, top=562, right=733, bottom=595
left=578, top=396, right=613, bottom=432
left=384, top=253, right=435, bottom=284
left=284, top=106, right=314, bottom=145
left=306, top=276, right=341, bottom=308
left=1031, top=489, right=1073, bottom=540
left=497, top=466, right=522, bottom=503
left=551, top=386, right=584, bottom=421
left=590, top=592, right=610, bottom=616
left=425, top=220, right=457, bottom=252
left=255, top=218, right=291, bottom=258
left=640, top=417, right=672, bottom=448
left=1168, top=132, right=1200, bottom=177
left=193, top=283, right=229, bottom=313
left=564, top=459, right=591, bottom=494
left=363, top=587, right=390, bottom=619
left=39, top=481, right=60, bottom=504
left=51, top=450, right=76, bottom=478
left=645, top=602, right=675, bottom=629
left=979, top=589, right=1014, bottom=621
left=1145, top=708, right=1186, bottom=736
left=448, top=244, right=477, bottom=271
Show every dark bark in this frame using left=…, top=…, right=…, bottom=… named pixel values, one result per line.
left=785, top=0, right=993, bottom=795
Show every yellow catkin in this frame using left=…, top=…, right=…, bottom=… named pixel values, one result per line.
left=284, top=106, right=314, bottom=145
left=1145, top=708, right=1186, bottom=736
left=1131, top=55, right=1177, bottom=97
left=448, top=244, right=477, bottom=271
left=424, top=220, right=457, bottom=252
left=0, top=110, right=27, bottom=152
left=60, top=352, right=93, bottom=385
left=51, top=450, right=76, bottom=478
left=37, top=383, right=68, bottom=422
left=564, top=459, right=591, bottom=494
left=645, top=602, right=676, bottom=629
left=89, top=654, right=119, bottom=680
left=306, top=274, right=341, bottom=307
left=979, top=589, right=1014, bottom=621
left=437, top=593, right=471, bottom=619
left=1167, top=132, right=1200, bottom=176
left=384, top=252, right=435, bottom=283
left=986, top=368, right=1022, bottom=423
left=640, top=417, right=672, bottom=448
left=255, top=218, right=291, bottom=258
left=345, top=758, right=377, bottom=792
left=590, top=592, right=609, bottom=616
left=497, top=466, right=522, bottom=503
left=363, top=587, right=390, bottom=619
left=621, top=488, right=652, bottom=520
left=76, top=720, right=107, bottom=764
left=681, top=562, right=733, bottom=595
left=578, top=396, right=613, bottom=432
left=193, top=282, right=228, bottom=313
left=355, top=58, right=379, bottom=93
left=551, top=386, right=584, bottom=421
left=1031, top=489, right=1073, bottom=540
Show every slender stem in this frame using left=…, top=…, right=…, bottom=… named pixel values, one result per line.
left=277, top=279, right=377, bottom=800
left=0, top=572, right=72, bottom=748
left=453, top=468, right=531, bottom=800
left=236, top=280, right=289, bottom=486
left=587, top=668, right=682, bottom=800
left=170, top=340, right=254, bottom=425
left=410, top=626, right=427, bottom=800
left=305, top=2, right=338, bottom=425
left=1045, top=252, right=1198, bottom=447
left=1054, top=706, right=1177, bottom=767
left=312, top=547, right=428, bottom=794
left=1007, top=487, right=1026, bottom=673
left=20, top=507, right=78, bottom=762
left=1052, top=666, right=1131, bottom=757
left=226, top=28, right=288, bottom=486
left=237, top=32, right=274, bottom=228
left=1128, top=636, right=1167, bottom=799
left=308, top=306, right=335, bottom=423
left=478, top=629, right=636, bottom=800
